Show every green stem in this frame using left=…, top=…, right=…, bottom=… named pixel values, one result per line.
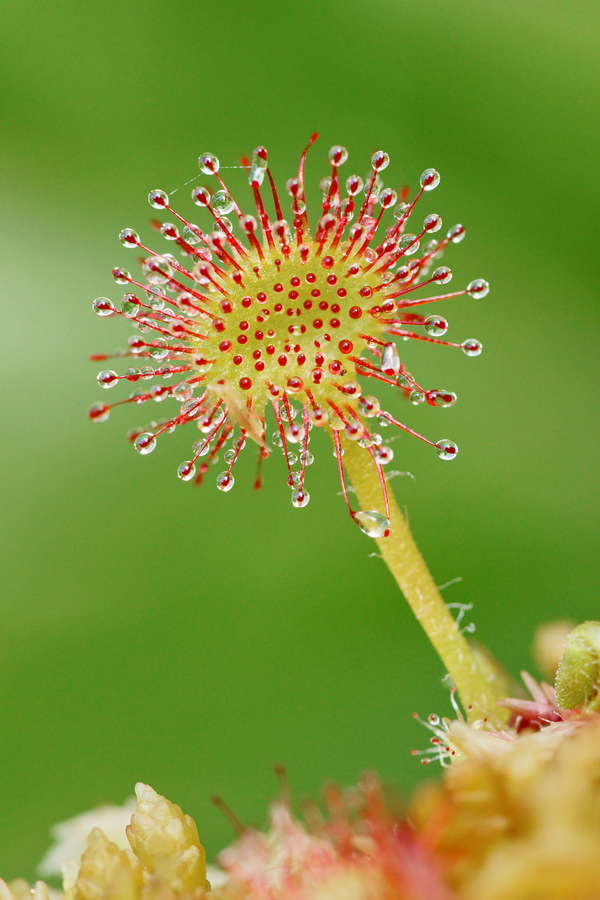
left=343, top=439, right=502, bottom=721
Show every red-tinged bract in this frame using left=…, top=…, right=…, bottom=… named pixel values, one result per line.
left=90, top=137, right=488, bottom=536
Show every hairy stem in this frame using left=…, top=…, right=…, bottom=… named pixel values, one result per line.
left=343, top=440, right=503, bottom=721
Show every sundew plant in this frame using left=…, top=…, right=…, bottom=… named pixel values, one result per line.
left=89, top=138, right=493, bottom=717
left=4, top=138, right=600, bottom=900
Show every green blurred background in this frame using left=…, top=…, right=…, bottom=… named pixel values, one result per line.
left=1, top=0, right=599, bottom=878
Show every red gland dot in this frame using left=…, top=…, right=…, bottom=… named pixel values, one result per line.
left=311, top=289, right=321, bottom=298
left=359, top=286, right=373, bottom=299
left=306, top=273, right=316, bottom=283
left=337, top=288, right=347, bottom=298
left=339, top=340, right=353, bottom=354
left=297, top=353, right=306, bottom=365
left=290, top=276, right=301, bottom=287
left=242, top=295, right=253, bottom=307
left=319, top=300, right=329, bottom=311
left=278, top=354, right=288, bottom=366
left=252, top=349, right=261, bottom=360
left=311, top=367, right=324, bottom=383
left=255, top=330, right=264, bottom=340
left=239, top=377, right=252, bottom=390
left=288, top=290, right=299, bottom=300
left=314, top=352, right=325, bottom=366
left=322, top=256, right=335, bottom=269
left=287, top=376, right=303, bottom=391
left=233, top=355, right=243, bottom=365
left=326, top=274, right=338, bottom=285
left=274, top=303, right=283, bottom=312
left=220, top=300, right=233, bottom=314
left=329, top=360, right=342, bottom=374
left=239, top=321, right=249, bottom=331
left=213, top=319, right=226, bottom=332
left=219, top=340, right=232, bottom=352
left=330, top=319, right=340, bottom=328
left=237, top=335, right=248, bottom=344
left=266, top=345, right=276, bottom=355
left=313, top=319, right=323, bottom=329
left=303, top=300, right=313, bottom=310
left=331, top=303, right=340, bottom=313
left=256, top=293, right=267, bottom=304
left=254, top=361, right=265, bottom=371
left=274, top=283, right=283, bottom=292
left=349, top=306, right=362, bottom=319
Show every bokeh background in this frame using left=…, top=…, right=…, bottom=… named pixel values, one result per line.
left=1, top=0, right=599, bottom=878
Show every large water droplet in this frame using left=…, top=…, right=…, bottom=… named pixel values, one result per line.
left=447, top=223, right=465, bottom=243
left=249, top=147, right=268, bottom=186
left=216, top=471, right=235, bottom=492
left=119, top=228, right=139, bottom=248
left=142, top=256, right=173, bottom=286
left=382, top=342, right=400, bottom=377
left=291, top=490, right=310, bottom=508
left=134, top=433, right=157, bottom=455
left=177, top=460, right=196, bottom=481
left=410, top=390, right=425, bottom=405
left=92, top=297, right=115, bottom=317
left=425, top=315, right=448, bottom=336
left=354, top=510, right=390, bottom=538
left=148, top=339, right=169, bottom=360
left=148, top=189, right=168, bottom=209
left=211, top=190, right=235, bottom=216
left=426, top=390, right=457, bottom=408
left=97, top=369, right=118, bottom=389
left=467, top=278, right=489, bottom=298
left=198, top=152, right=220, bottom=175
left=432, top=266, right=452, bottom=285
left=420, top=169, right=440, bottom=191
left=328, top=145, right=348, bottom=166
left=358, top=395, right=381, bottom=418
left=435, top=439, right=458, bottom=460
left=461, top=339, right=483, bottom=357
left=371, top=150, right=390, bottom=172
left=423, top=213, right=442, bottom=233
left=88, top=403, right=110, bottom=423
left=121, top=293, right=140, bottom=318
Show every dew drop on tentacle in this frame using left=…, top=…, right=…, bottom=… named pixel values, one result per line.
left=291, top=490, right=310, bottom=508
left=420, top=168, right=440, bottom=191
left=382, top=343, right=401, bottom=377
left=119, top=228, right=140, bottom=248
left=423, top=214, right=442, bottom=233
left=432, top=266, right=452, bottom=285
left=148, top=189, right=169, bottom=209
left=198, top=152, right=220, bottom=175
left=467, top=279, right=489, bottom=298
left=211, top=190, right=235, bottom=216
left=353, top=510, right=390, bottom=538
left=447, top=223, right=466, bottom=243
left=92, top=297, right=115, bottom=316
left=97, top=369, right=119, bottom=389
left=216, top=472, right=235, bottom=492
left=426, top=390, right=457, bottom=408
left=88, top=403, right=110, bottom=422
left=461, top=339, right=483, bottom=357
left=425, top=316, right=448, bottom=337
left=177, top=460, right=197, bottom=481
left=435, top=440, right=459, bottom=460
left=134, top=433, right=157, bottom=455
